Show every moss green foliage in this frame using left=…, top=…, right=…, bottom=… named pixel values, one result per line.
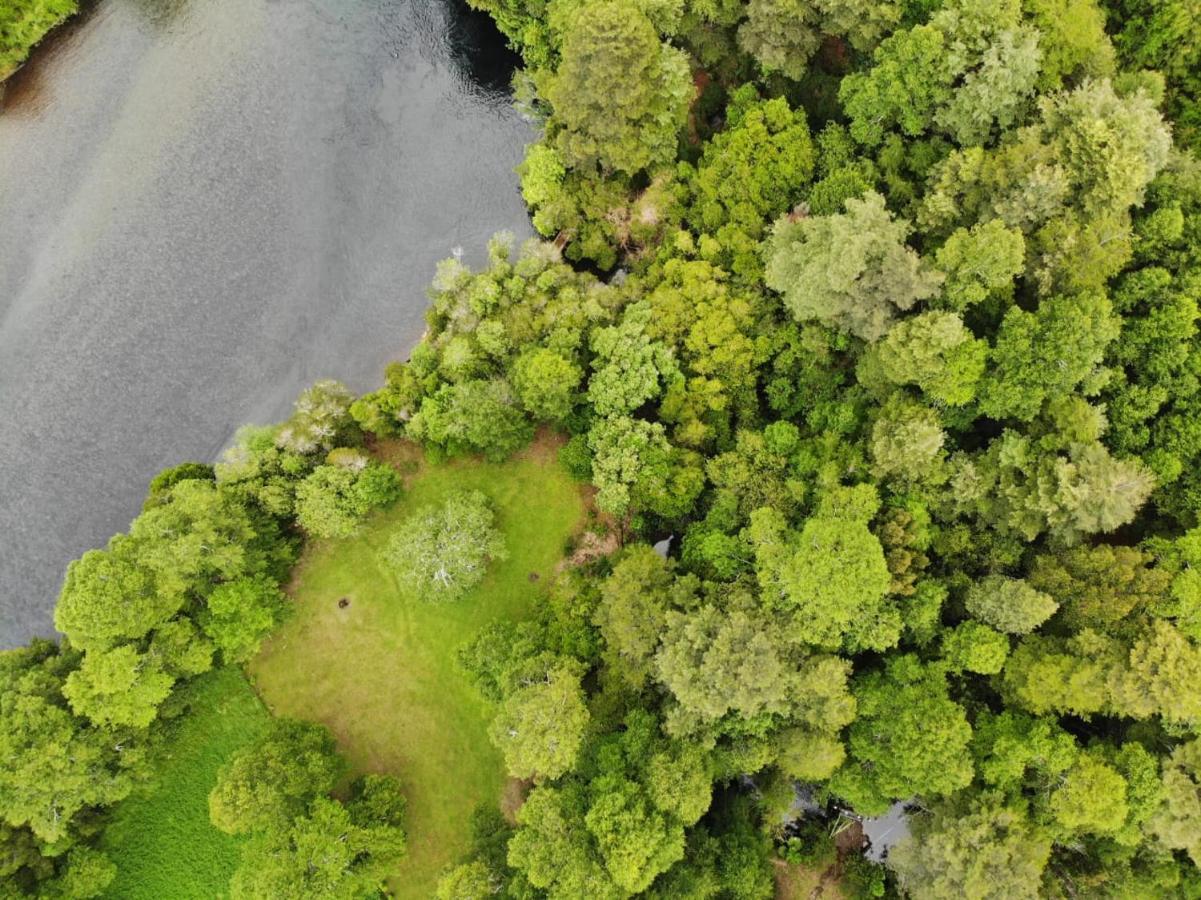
left=538, top=1, right=692, bottom=176
left=98, top=668, right=271, bottom=900
left=250, top=447, right=585, bottom=898
left=0, top=0, right=77, bottom=77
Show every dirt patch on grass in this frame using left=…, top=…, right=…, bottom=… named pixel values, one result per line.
left=369, top=437, right=425, bottom=481
left=558, top=528, right=622, bottom=571
left=500, top=777, right=532, bottom=824
left=773, top=858, right=848, bottom=900
left=517, top=427, right=567, bottom=464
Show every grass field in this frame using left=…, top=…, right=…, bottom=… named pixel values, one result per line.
left=99, top=667, right=271, bottom=899
left=249, top=439, right=586, bottom=899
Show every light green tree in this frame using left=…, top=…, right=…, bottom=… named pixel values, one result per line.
left=489, top=660, right=590, bottom=780
left=965, top=575, right=1058, bottom=634
left=512, top=347, right=582, bottom=422
left=889, top=793, right=1052, bottom=899
left=541, top=1, right=692, bottom=175
left=764, top=192, right=943, bottom=341
left=381, top=490, right=507, bottom=602
left=209, top=720, right=343, bottom=835
left=934, top=219, right=1025, bottom=311
left=294, top=460, right=402, bottom=539
left=1049, top=752, right=1129, bottom=835
left=200, top=576, right=288, bottom=664
left=877, top=311, right=988, bottom=405
left=62, top=644, right=174, bottom=730
left=833, top=656, right=973, bottom=814
left=230, top=796, right=405, bottom=900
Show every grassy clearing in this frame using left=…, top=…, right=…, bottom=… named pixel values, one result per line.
left=99, top=667, right=271, bottom=899
left=249, top=438, right=586, bottom=899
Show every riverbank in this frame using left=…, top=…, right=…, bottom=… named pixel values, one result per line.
left=0, top=0, right=532, bottom=648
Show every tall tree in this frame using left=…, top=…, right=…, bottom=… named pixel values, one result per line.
left=764, top=192, right=943, bottom=341
left=541, top=1, right=693, bottom=175
left=209, top=720, right=343, bottom=835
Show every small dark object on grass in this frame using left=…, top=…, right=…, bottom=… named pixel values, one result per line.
left=338, top=597, right=350, bottom=609
left=528, top=572, right=540, bottom=582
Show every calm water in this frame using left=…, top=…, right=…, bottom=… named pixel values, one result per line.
left=0, top=0, right=532, bottom=646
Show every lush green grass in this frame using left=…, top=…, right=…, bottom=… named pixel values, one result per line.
left=250, top=439, right=586, bottom=899
left=99, top=667, right=272, bottom=899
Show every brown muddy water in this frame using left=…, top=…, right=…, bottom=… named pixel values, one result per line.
left=0, top=0, right=533, bottom=645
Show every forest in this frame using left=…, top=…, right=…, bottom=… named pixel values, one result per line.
left=5, top=0, right=1201, bottom=897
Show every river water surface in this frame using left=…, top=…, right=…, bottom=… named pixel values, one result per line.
left=0, top=0, right=532, bottom=646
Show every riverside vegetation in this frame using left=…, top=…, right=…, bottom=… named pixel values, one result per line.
left=1, top=1, right=77, bottom=78
left=5, top=0, right=1201, bottom=898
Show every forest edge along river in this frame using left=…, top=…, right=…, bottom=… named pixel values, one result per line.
left=0, top=0, right=533, bottom=647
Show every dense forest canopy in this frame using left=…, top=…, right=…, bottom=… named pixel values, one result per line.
left=7, top=0, right=1201, bottom=897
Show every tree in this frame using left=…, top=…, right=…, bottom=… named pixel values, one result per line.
left=54, top=540, right=179, bottom=651
left=52, top=845, right=118, bottom=900
left=0, top=0, right=78, bottom=76
left=592, top=546, right=676, bottom=687
left=654, top=602, right=798, bottom=731
left=876, top=311, right=988, bottom=405
left=889, top=793, right=1051, bottom=899
left=1040, top=78, right=1172, bottom=219
left=508, top=786, right=625, bottom=899
left=749, top=502, right=893, bottom=650
left=1049, top=752, right=1129, bottom=835
left=833, top=656, right=973, bottom=814
left=381, top=490, right=507, bottom=602
left=230, top=796, right=405, bottom=900
left=965, top=575, right=1058, bottom=634
left=1149, top=738, right=1201, bottom=866
left=1001, top=632, right=1116, bottom=717
left=1106, top=0, right=1201, bottom=148
left=587, top=302, right=679, bottom=417
left=294, top=460, right=402, bottom=539
left=512, top=347, right=582, bottom=422
left=979, top=290, right=1120, bottom=421
left=275, top=379, right=357, bottom=455
left=737, top=0, right=820, bottom=81
left=969, top=710, right=1077, bottom=791
left=436, top=861, right=497, bottom=900
left=1109, top=620, right=1201, bottom=724
left=934, top=219, right=1025, bottom=312
left=62, top=644, right=174, bottom=730
left=209, top=719, right=343, bottom=835
left=585, top=775, right=686, bottom=893
left=541, top=1, right=693, bottom=175
left=870, top=398, right=948, bottom=483
left=764, top=192, right=943, bottom=341
left=0, top=644, right=131, bottom=844
left=587, top=415, right=703, bottom=520
left=409, top=378, right=534, bottom=462
left=645, top=742, right=712, bottom=825
left=839, top=25, right=953, bottom=146
left=200, top=576, right=288, bottom=664
left=489, top=660, right=590, bottom=780
left=941, top=621, right=1009, bottom=674
left=1028, top=544, right=1168, bottom=632
left=932, top=22, right=1042, bottom=147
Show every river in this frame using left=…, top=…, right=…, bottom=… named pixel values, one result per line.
left=0, top=0, right=533, bottom=647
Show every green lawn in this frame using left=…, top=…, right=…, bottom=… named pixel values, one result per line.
left=100, top=667, right=271, bottom=899
left=249, top=439, right=586, bottom=899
